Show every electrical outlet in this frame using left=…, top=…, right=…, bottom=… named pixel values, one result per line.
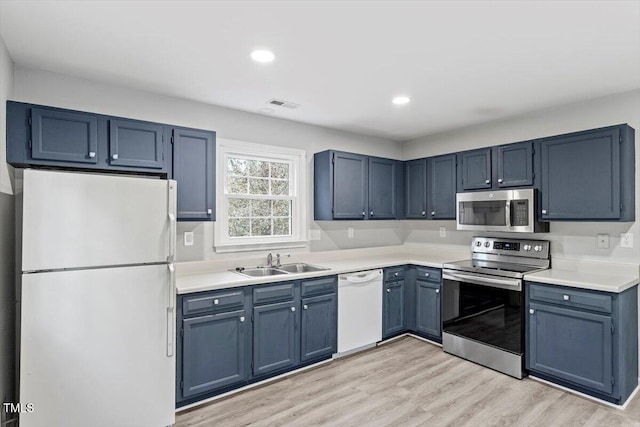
left=309, top=229, right=321, bottom=241
left=184, top=231, right=194, bottom=246
left=348, top=227, right=354, bottom=238
left=597, top=234, right=609, bottom=249
left=621, top=233, right=634, bottom=248
left=439, top=227, right=446, bottom=238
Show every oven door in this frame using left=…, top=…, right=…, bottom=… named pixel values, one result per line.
left=442, top=270, right=524, bottom=355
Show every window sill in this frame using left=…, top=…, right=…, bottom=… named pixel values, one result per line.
left=214, top=241, right=308, bottom=254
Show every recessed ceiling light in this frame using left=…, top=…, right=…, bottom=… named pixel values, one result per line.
left=392, top=96, right=410, bottom=105
left=251, top=50, right=275, bottom=63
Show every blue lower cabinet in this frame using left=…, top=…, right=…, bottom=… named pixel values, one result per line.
left=180, top=309, right=248, bottom=399
left=415, top=280, right=441, bottom=340
left=526, top=282, right=638, bottom=404
left=253, top=300, right=299, bottom=377
left=301, top=293, right=337, bottom=362
left=383, top=279, right=405, bottom=338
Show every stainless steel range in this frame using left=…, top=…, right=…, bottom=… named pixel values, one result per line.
left=441, top=236, right=550, bottom=379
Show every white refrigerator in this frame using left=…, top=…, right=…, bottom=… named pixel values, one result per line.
left=17, top=169, right=177, bottom=427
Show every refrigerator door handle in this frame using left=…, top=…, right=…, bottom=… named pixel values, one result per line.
left=167, top=263, right=176, bottom=357
left=167, top=180, right=177, bottom=263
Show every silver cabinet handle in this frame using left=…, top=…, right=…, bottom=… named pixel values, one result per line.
left=563, top=295, right=570, bottom=301
left=386, top=288, right=391, bottom=293
left=370, top=211, right=374, bottom=216
left=421, top=211, right=426, bottom=216
left=88, top=151, right=96, bottom=158
left=485, top=179, right=490, bottom=184
left=542, top=209, right=547, bottom=214
left=303, top=305, right=308, bottom=310
left=112, top=154, right=119, bottom=160
left=529, top=309, right=535, bottom=314
left=435, top=289, right=440, bottom=294
left=207, top=208, right=212, bottom=215
left=214, top=299, right=219, bottom=305
left=431, top=211, right=435, bottom=216
left=291, top=307, right=296, bottom=312
left=425, top=273, right=430, bottom=277
left=498, top=178, right=504, bottom=183
left=394, top=272, right=399, bottom=277
left=240, top=316, right=245, bottom=322
left=361, top=211, right=366, bottom=216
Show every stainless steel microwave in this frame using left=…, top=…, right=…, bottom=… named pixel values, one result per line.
left=456, top=189, right=549, bottom=233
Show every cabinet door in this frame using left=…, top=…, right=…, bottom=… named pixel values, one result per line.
left=368, top=157, right=398, bottom=219
left=173, top=128, right=216, bottom=221
left=301, top=293, right=337, bottom=362
left=30, top=108, right=98, bottom=164
left=332, top=151, right=368, bottom=219
left=429, top=154, right=457, bottom=219
left=181, top=310, right=247, bottom=399
left=108, top=119, right=164, bottom=169
left=405, top=159, right=427, bottom=219
left=460, top=148, right=492, bottom=190
left=253, top=300, right=298, bottom=376
left=528, top=302, right=613, bottom=395
left=416, top=280, right=441, bottom=338
left=497, top=141, right=534, bottom=188
left=383, top=280, right=405, bottom=338
left=540, top=128, right=621, bottom=220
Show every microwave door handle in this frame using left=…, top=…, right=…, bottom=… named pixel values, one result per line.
left=506, top=200, right=512, bottom=227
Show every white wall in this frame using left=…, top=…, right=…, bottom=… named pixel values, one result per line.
left=12, top=66, right=405, bottom=261
left=0, top=35, right=16, bottom=417
left=403, top=90, right=640, bottom=264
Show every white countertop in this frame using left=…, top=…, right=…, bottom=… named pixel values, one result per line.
left=176, top=245, right=640, bottom=295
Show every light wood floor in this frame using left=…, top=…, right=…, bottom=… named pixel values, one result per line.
left=176, top=336, right=640, bottom=427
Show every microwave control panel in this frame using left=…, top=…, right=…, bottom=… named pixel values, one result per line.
left=512, top=200, right=529, bottom=226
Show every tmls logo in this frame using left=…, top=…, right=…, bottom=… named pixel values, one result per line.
left=3, top=402, right=35, bottom=413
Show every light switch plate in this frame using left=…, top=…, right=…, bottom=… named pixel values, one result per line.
left=621, top=233, right=634, bottom=248
left=184, top=231, right=194, bottom=246
left=309, top=229, right=321, bottom=241
left=439, top=227, right=446, bottom=238
left=348, top=227, right=354, bottom=238
left=597, top=234, right=609, bottom=249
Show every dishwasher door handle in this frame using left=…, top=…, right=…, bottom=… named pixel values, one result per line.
left=339, top=271, right=381, bottom=284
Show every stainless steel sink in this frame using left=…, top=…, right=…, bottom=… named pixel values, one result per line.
left=231, top=267, right=289, bottom=277
left=277, top=263, right=330, bottom=274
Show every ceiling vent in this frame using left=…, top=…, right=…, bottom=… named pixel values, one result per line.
left=267, top=98, right=301, bottom=109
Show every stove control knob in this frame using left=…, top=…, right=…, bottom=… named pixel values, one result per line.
left=484, top=242, right=491, bottom=248
left=534, top=245, right=542, bottom=252
left=523, top=245, right=531, bottom=251
left=475, top=241, right=482, bottom=247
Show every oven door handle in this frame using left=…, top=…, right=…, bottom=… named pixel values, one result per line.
left=443, top=271, right=522, bottom=291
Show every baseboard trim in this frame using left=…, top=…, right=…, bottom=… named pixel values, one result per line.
left=176, top=358, right=333, bottom=413
left=529, top=375, right=640, bottom=410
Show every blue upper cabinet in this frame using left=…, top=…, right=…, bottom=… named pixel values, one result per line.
left=30, top=107, right=98, bottom=164
left=109, top=119, right=164, bottom=169
left=459, top=148, right=492, bottom=190
left=405, top=159, right=428, bottom=219
left=172, top=128, right=216, bottom=221
left=496, top=141, right=535, bottom=188
left=540, top=125, right=635, bottom=221
left=368, top=157, right=403, bottom=219
left=314, top=150, right=403, bottom=220
left=428, top=154, right=457, bottom=219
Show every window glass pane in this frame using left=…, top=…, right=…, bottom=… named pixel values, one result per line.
left=227, top=158, right=248, bottom=176
left=251, top=218, right=272, bottom=236
left=273, top=218, right=290, bottom=236
left=248, top=160, right=269, bottom=177
left=272, top=200, right=290, bottom=217
left=228, top=198, right=250, bottom=217
left=228, top=177, right=248, bottom=194
left=249, top=178, right=269, bottom=195
left=251, top=200, right=271, bottom=217
left=271, top=162, right=289, bottom=180
left=229, top=218, right=250, bottom=237
left=271, top=179, right=289, bottom=196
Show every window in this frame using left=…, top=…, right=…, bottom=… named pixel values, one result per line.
left=215, top=138, right=307, bottom=252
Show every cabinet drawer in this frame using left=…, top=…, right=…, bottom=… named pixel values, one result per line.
left=528, top=283, right=612, bottom=314
left=384, top=266, right=405, bottom=282
left=183, top=289, right=244, bottom=316
left=415, top=267, right=441, bottom=283
left=253, top=282, right=296, bottom=305
left=301, top=277, right=336, bottom=297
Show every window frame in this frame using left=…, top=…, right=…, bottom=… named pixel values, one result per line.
left=215, top=138, right=307, bottom=253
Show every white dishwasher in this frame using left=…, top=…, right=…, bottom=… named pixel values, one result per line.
left=337, top=269, right=383, bottom=357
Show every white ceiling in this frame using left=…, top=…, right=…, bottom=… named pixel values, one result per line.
left=1, top=1, right=639, bottom=141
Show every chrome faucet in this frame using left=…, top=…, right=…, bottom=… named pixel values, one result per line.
left=275, top=254, right=281, bottom=268
left=266, top=253, right=273, bottom=268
